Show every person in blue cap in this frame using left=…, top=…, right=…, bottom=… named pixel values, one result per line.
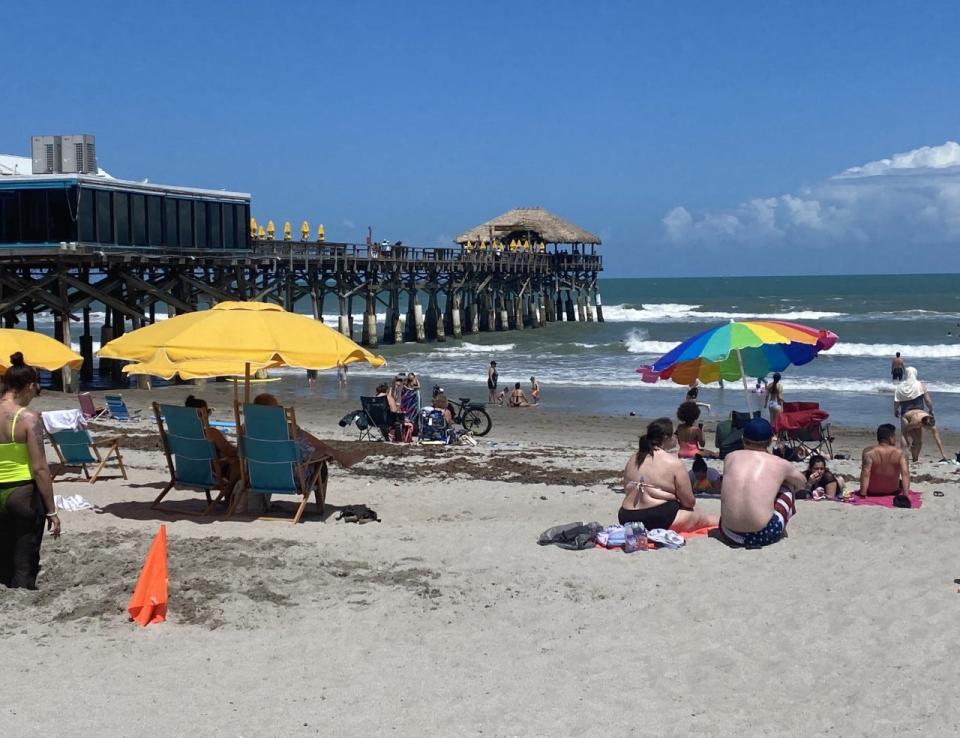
left=719, top=417, right=806, bottom=547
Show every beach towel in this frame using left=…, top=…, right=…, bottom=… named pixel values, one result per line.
left=42, top=409, right=87, bottom=434
left=848, top=490, right=923, bottom=509
left=53, top=494, right=95, bottom=512
left=679, top=526, right=716, bottom=540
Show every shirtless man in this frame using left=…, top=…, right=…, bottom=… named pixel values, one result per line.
left=859, top=423, right=910, bottom=496
left=891, top=352, right=905, bottom=382
left=899, top=410, right=948, bottom=463
left=719, top=418, right=806, bottom=547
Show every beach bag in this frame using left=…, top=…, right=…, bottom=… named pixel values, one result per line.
left=419, top=408, right=449, bottom=443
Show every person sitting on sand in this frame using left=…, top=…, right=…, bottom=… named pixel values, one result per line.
left=252, top=393, right=367, bottom=468
left=432, top=393, right=455, bottom=427
left=858, top=423, right=910, bottom=497
left=719, top=418, right=806, bottom=547
left=508, top=382, right=530, bottom=408
left=900, top=409, right=949, bottom=463
left=802, top=454, right=844, bottom=500
left=688, top=454, right=722, bottom=494
left=375, top=382, right=401, bottom=414
left=620, top=419, right=718, bottom=532
left=676, top=401, right=718, bottom=459
left=184, top=396, right=240, bottom=490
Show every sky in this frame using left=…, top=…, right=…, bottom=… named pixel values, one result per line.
left=4, top=0, right=960, bottom=277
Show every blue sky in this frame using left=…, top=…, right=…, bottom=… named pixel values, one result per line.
left=4, top=1, right=960, bottom=276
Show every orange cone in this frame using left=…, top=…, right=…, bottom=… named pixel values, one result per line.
left=127, top=525, right=168, bottom=627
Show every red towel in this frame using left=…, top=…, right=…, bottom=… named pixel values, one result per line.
left=848, top=490, right=923, bottom=509
left=679, top=526, right=716, bottom=540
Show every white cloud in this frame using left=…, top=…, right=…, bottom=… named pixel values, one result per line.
left=662, top=141, right=960, bottom=248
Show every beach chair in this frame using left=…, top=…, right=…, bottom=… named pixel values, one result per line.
left=105, top=394, right=141, bottom=422
left=48, top=428, right=127, bottom=483
left=418, top=407, right=450, bottom=445
left=77, top=392, right=108, bottom=420
left=775, top=401, right=834, bottom=459
left=153, top=402, right=232, bottom=515
left=230, top=403, right=328, bottom=524
left=360, top=395, right=400, bottom=441
left=715, top=410, right=762, bottom=459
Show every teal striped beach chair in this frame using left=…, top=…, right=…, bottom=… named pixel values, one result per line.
left=153, top=402, right=232, bottom=515
left=230, top=403, right=328, bottom=524
left=48, top=428, right=127, bottom=483
left=105, top=394, right=141, bottom=422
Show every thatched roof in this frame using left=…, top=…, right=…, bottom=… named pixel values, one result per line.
left=454, top=207, right=601, bottom=245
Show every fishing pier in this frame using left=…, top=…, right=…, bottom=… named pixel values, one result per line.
left=0, top=138, right=604, bottom=390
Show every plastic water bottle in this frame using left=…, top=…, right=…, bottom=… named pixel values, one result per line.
left=635, top=523, right=648, bottom=551
left=623, top=523, right=638, bottom=553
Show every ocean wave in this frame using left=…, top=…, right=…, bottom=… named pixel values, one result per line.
left=430, top=342, right=516, bottom=357
left=602, top=303, right=845, bottom=323
left=826, top=343, right=960, bottom=358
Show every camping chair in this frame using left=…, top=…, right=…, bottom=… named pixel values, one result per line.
left=105, top=394, right=141, bottom=421
left=775, top=401, right=834, bottom=459
left=153, top=402, right=232, bottom=515
left=360, top=395, right=402, bottom=442
left=48, top=428, right=127, bottom=483
left=230, top=403, right=328, bottom=524
left=715, top=410, right=762, bottom=459
left=77, top=392, right=108, bottom=420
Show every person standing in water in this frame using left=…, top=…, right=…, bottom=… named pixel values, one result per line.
left=487, top=361, right=499, bottom=403
left=530, top=376, right=540, bottom=404
left=891, top=352, right=905, bottom=382
left=764, top=372, right=784, bottom=428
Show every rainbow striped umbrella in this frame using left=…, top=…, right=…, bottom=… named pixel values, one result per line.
left=642, top=320, right=838, bottom=387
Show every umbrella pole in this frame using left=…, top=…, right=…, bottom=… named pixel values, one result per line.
left=244, top=362, right=251, bottom=404
left=736, top=348, right=752, bottom=412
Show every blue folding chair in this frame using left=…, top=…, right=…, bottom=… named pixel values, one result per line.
left=47, top=427, right=127, bottom=483
left=231, top=403, right=328, bottom=524
left=105, top=394, right=141, bottom=422
left=153, top=402, right=232, bottom=515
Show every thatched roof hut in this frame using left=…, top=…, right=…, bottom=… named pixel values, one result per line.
left=454, top=207, right=601, bottom=246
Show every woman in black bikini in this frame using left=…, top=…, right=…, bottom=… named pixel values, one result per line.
left=619, top=418, right=719, bottom=532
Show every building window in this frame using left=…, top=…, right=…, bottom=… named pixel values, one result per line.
left=19, top=190, right=48, bottom=242
left=131, top=194, right=146, bottom=245
left=114, top=192, right=131, bottom=246
left=207, top=201, right=222, bottom=248
left=96, top=189, right=113, bottom=244
left=194, top=200, right=207, bottom=248
left=0, top=192, right=19, bottom=242
left=46, top=187, right=78, bottom=243
left=163, top=197, right=177, bottom=248
left=147, top=195, right=162, bottom=245
left=79, top=187, right=95, bottom=242
left=177, top=199, right=193, bottom=247
left=222, top=203, right=236, bottom=249
left=236, top=204, right=248, bottom=249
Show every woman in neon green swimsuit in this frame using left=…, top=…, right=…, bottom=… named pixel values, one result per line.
left=0, top=352, right=58, bottom=589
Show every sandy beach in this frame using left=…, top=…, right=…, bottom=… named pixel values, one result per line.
left=3, top=383, right=960, bottom=736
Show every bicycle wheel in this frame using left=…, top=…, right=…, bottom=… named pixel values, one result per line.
left=460, top=408, right=492, bottom=437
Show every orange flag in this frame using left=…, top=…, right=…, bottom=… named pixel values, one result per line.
left=127, top=525, right=168, bottom=627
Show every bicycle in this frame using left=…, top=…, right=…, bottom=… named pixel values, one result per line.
left=433, top=385, right=492, bottom=437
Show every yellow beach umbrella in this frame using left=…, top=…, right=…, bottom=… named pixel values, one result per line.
left=0, top=329, right=83, bottom=373
left=98, top=302, right=386, bottom=399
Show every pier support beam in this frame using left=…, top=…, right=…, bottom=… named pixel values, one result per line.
left=361, top=290, right=378, bottom=348
left=585, top=290, right=595, bottom=322
left=565, top=291, right=576, bottom=322
left=450, top=292, right=462, bottom=339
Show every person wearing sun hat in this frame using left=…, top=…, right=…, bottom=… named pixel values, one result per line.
left=719, top=417, right=807, bottom=548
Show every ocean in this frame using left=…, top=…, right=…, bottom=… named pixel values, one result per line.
left=329, top=273, right=960, bottom=430
left=40, top=273, right=960, bottom=431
